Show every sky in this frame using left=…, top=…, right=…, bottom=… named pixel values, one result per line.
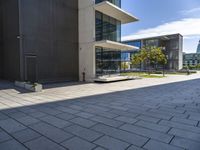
left=121, top=0, right=200, bottom=53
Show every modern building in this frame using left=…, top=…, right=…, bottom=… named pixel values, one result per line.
left=123, top=34, right=183, bottom=70
left=197, top=40, right=200, bottom=53
left=80, top=0, right=138, bottom=81
left=0, top=0, right=138, bottom=83
left=183, top=53, right=200, bottom=66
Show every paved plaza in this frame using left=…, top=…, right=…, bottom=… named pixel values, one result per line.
left=0, top=73, right=200, bottom=150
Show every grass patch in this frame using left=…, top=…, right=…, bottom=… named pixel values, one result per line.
left=121, top=72, right=165, bottom=78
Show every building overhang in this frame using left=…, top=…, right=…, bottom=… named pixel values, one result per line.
left=94, top=1, right=139, bottom=24
left=94, top=40, right=139, bottom=51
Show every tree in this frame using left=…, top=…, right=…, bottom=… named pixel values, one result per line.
left=131, top=46, right=167, bottom=75
left=121, top=62, right=129, bottom=71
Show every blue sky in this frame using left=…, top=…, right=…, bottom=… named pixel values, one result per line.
left=121, top=0, right=200, bottom=53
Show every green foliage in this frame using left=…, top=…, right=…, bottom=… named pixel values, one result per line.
left=184, top=64, right=200, bottom=70
left=131, top=46, right=167, bottom=74
left=121, top=62, right=129, bottom=71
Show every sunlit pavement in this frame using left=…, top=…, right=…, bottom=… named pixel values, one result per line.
left=0, top=73, right=200, bottom=150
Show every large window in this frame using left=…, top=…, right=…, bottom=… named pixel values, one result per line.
left=95, top=0, right=121, bottom=7
left=144, top=39, right=159, bottom=47
left=124, top=40, right=142, bottom=49
left=96, top=11, right=121, bottom=42
left=96, top=47, right=121, bottom=76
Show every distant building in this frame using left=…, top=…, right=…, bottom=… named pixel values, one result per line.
left=123, top=34, right=183, bottom=70
left=183, top=53, right=200, bottom=66
left=197, top=40, right=200, bottom=53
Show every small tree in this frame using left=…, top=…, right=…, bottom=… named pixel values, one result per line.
left=121, top=62, right=129, bottom=71
left=131, top=46, right=167, bottom=75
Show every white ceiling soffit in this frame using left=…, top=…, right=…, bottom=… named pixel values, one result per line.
left=94, top=40, right=139, bottom=51
left=94, top=1, right=139, bottom=24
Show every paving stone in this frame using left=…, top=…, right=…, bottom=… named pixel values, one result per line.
left=109, top=109, right=139, bottom=118
left=159, top=120, right=200, bottom=133
left=127, top=145, right=144, bottom=150
left=56, top=112, right=76, bottom=120
left=0, top=131, right=12, bottom=143
left=171, top=117, right=198, bottom=126
left=64, top=124, right=102, bottom=142
left=75, top=112, right=95, bottom=118
left=25, top=136, right=65, bottom=150
left=171, top=137, right=200, bottom=150
left=0, top=139, right=28, bottom=150
left=86, top=105, right=110, bottom=112
left=135, top=120, right=170, bottom=133
left=61, top=137, right=96, bottom=150
left=114, top=116, right=138, bottom=124
left=108, top=105, right=129, bottom=111
left=169, top=128, right=200, bottom=142
left=189, top=114, right=200, bottom=121
left=142, top=111, right=172, bottom=120
left=70, top=117, right=97, bottom=128
left=90, top=116, right=124, bottom=127
left=17, top=107, right=37, bottom=114
left=93, top=147, right=106, bottom=150
left=1, top=109, right=19, bottom=115
left=29, top=122, right=73, bottom=143
left=92, top=124, right=148, bottom=147
left=55, top=106, right=80, bottom=114
left=29, top=111, right=47, bottom=118
left=40, top=115, right=72, bottom=128
left=68, top=104, right=84, bottom=110
left=16, top=116, right=40, bottom=126
left=136, top=115, right=160, bottom=123
left=94, top=135, right=130, bottom=150
left=0, top=113, right=9, bottom=120
left=98, top=112, right=119, bottom=119
left=144, top=140, right=184, bottom=150
left=8, top=112, right=27, bottom=119
left=120, top=124, right=173, bottom=143
left=38, top=107, right=62, bottom=115
left=159, top=107, right=186, bottom=114
left=0, top=118, right=26, bottom=133
left=12, top=128, right=41, bottom=143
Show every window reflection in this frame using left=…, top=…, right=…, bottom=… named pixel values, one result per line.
left=96, top=47, right=121, bottom=76
left=96, top=11, right=121, bottom=42
left=95, top=0, right=121, bottom=7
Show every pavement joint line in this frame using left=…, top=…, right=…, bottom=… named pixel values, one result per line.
left=0, top=116, right=73, bottom=148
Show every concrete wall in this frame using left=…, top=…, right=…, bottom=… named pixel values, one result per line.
left=20, top=0, right=79, bottom=82
left=79, top=0, right=96, bottom=81
left=1, top=0, right=21, bottom=81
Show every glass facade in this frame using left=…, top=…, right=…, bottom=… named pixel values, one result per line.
left=183, top=53, right=200, bottom=66
left=95, top=2, right=122, bottom=76
left=95, top=11, right=121, bottom=42
left=95, top=0, right=121, bottom=7
left=197, top=40, right=200, bottom=53
left=96, top=47, right=121, bottom=76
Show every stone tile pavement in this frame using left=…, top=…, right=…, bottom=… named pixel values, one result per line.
left=0, top=73, right=200, bottom=150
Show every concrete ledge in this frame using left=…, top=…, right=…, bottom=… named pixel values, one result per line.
left=94, top=76, right=136, bottom=83
left=15, top=81, right=43, bottom=92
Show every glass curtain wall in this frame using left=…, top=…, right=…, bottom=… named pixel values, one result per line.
left=95, top=11, right=121, bottom=42
left=96, top=47, right=121, bottom=76
left=95, top=0, right=121, bottom=7
left=95, top=2, right=122, bottom=76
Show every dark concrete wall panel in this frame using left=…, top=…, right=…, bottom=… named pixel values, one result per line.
left=1, top=0, right=20, bottom=81
left=0, top=1, right=3, bottom=78
left=20, top=0, right=79, bottom=82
